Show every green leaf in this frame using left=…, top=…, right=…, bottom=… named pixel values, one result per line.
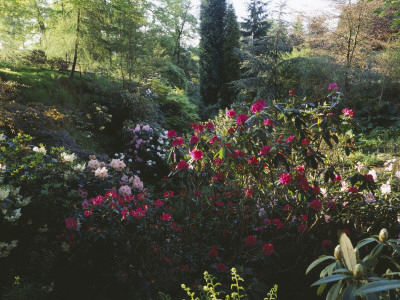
left=369, top=243, right=384, bottom=261
left=356, top=238, right=377, bottom=250
left=355, top=280, right=400, bottom=296
left=311, top=274, right=348, bottom=287
left=317, top=283, right=327, bottom=296
left=327, top=281, right=342, bottom=300
left=342, top=283, right=357, bottom=300
left=340, top=232, right=357, bottom=272
left=387, top=241, right=400, bottom=255
left=306, top=256, right=336, bottom=275
left=332, top=268, right=352, bottom=275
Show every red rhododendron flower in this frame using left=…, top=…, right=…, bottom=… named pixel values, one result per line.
left=250, top=99, right=266, bottom=113
left=209, top=136, right=220, bottom=145
left=272, top=218, right=281, bottom=225
left=208, top=247, right=218, bottom=258
left=326, top=201, right=337, bottom=210
left=245, top=188, right=253, bottom=197
left=65, top=218, right=78, bottom=230
left=167, top=130, right=177, bottom=139
left=172, top=137, right=184, bottom=147
left=313, top=186, right=321, bottom=195
left=176, top=161, right=189, bottom=170
left=279, top=173, right=292, bottom=185
left=310, top=199, right=322, bottom=211
left=264, top=119, right=274, bottom=126
left=321, top=240, right=332, bottom=248
left=160, top=212, right=171, bottom=222
left=215, top=172, right=225, bottom=182
left=298, top=224, right=307, bottom=232
left=195, top=124, right=204, bottom=133
left=205, top=122, right=215, bottom=131
left=296, top=175, right=310, bottom=192
left=289, top=89, right=295, bottom=97
left=248, top=156, right=258, bottom=166
left=154, top=199, right=164, bottom=208
left=258, top=145, right=272, bottom=156
left=342, top=229, right=350, bottom=236
left=190, top=149, right=203, bottom=161
left=216, top=262, right=227, bottom=272
left=264, top=219, right=271, bottom=225
left=334, top=175, right=342, bottom=182
left=296, top=166, right=305, bottom=174
left=226, top=110, right=236, bottom=118
left=342, top=108, right=355, bottom=117
left=302, top=138, right=310, bottom=147
left=262, top=243, right=274, bottom=255
left=348, top=187, right=358, bottom=194
left=227, top=127, right=235, bottom=134
left=245, top=235, right=257, bottom=248
left=236, top=114, right=249, bottom=125
left=283, top=205, right=292, bottom=211
left=364, top=173, right=374, bottom=182
left=222, top=229, right=230, bottom=237
left=189, top=136, right=199, bottom=144
left=301, top=214, right=308, bottom=222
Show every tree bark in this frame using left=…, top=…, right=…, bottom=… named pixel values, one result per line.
left=70, top=8, right=81, bottom=80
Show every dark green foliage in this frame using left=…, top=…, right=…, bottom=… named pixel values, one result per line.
left=241, top=0, right=271, bottom=41
left=218, top=4, right=241, bottom=108
left=199, top=0, right=226, bottom=106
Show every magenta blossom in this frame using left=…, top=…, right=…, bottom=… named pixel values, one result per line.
left=236, top=114, right=249, bottom=125
left=190, top=149, right=203, bottom=161
left=226, top=110, right=236, bottom=118
left=250, top=99, right=266, bottom=113
left=328, top=83, right=338, bottom=90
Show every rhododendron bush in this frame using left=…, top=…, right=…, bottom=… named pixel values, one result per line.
left=2, top=87, right=400, bottom=299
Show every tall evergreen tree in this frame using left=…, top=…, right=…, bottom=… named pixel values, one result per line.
left=219, top=4, right=241, bottom=108
left=241, top=0, right=271, bottom=44
left=199, top=0, right=226, bottom=106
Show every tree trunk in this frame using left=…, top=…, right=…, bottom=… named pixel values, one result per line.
left=70, top=8, right=81, bottom=80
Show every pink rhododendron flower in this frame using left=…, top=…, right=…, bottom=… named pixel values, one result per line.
left=236, top=114, right=249, bottom=125
left=262, top=243, right=274, bottom=255
left=119, top=185, right=132, bottom=197
left=285, top=135, right=296, bottom=144
left=245, top=188, right=253, bottom=197
left=264, top=119, right=274, bottom=126
left=296, top=166, right=305, bottom=174
left=172, top=137, right=184, bottom=147
left=279, top=173, right=292, bottom=185
left=245, top=235, right=257, bottom=248
left=176, top=161, right=189, bottom=170
left=250, top=99, right=266, bottom=113
left=208, top=246, right=219, bottom=258
left=364, top=193, right=375, bottom=203
left=328, top=83, right=338, bottom=90
left=226, top=110, right=236, bottom=118
left=190, top=149, right=203, bottom=161
left=65, top=218, right=78, bottom=230
left=167, top=130, right=177, bottom=138
left=248, top=156, right=258, bottom=166
left=195, top=124, right=204, bottom=133
left=289, top=89, right=295, bottom=97
left=259, top=145, right=272, bottom=156
left=88, top=159, right=100, bottom=169
left=310, top=199, right=322, bottom=211
left=342, top=108, right=355, bottom=117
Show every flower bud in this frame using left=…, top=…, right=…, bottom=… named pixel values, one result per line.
left=353, top=264, right=366, bottom=279
left=379, top=228, right=389, bottom=243
left=354, top=248, right=360, bottom=261
left=334, top=245, right=342, bottom=260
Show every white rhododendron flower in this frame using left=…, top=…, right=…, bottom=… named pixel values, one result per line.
left=88, top=159, right=100, bottom=169
left=381, top=182, right=391, bottom=195
left=60, top=152, right=76, bottom=162
left=109, top=159, right=126, bottom=171
left=94, top=167, right=108, bottom=178
left=32, top=146, right=47, bottom=155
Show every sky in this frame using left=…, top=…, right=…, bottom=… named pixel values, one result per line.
left=192, top=0, right=335, bottom=25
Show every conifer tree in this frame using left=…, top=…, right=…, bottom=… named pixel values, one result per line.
left=219, top=4, right=241, bottom=108
left=199, top=0, right=226, bottom=106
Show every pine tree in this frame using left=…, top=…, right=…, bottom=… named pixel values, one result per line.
left=219, top=4, right=241, bottom=108
left=199, top=0, right=226, bottom=106
left=241, top=0, right=271, bottom=44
